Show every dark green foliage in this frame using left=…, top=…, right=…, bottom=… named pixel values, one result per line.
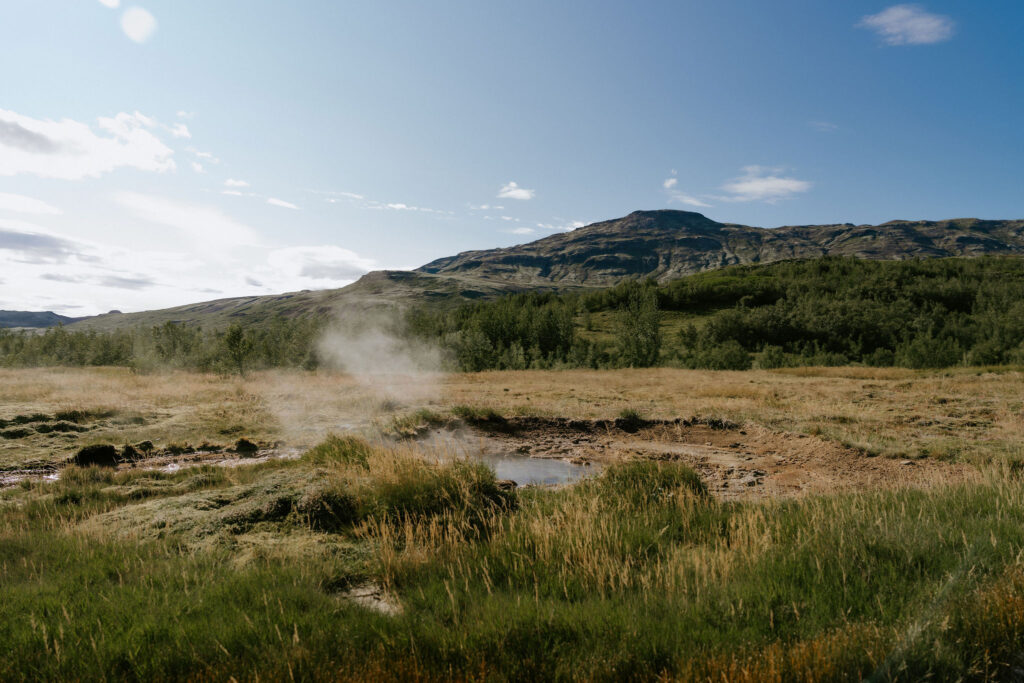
left=6, top=257, right=1024, bottom=372
left=0, top=316, right=325, bottom=372
left=223, top=323, right=254, bottom=376
left=615, top=280, right=662, bottom=367
left=408, top=291, right=577, bottom=371
left=412, top=256, right=1024, bottom=371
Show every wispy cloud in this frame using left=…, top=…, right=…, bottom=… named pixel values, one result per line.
left=858, top=5, right=954, bottom=45
left=224, top=178, right=249, bottom=188
left=168, top=122, right=190, bottom=139
left=98, top=275, right=156, bottom=290
left=114, top=192, right=260, bottom=248
left=498, top=181, right=535, bottom=201
left=810, top=121, right=839, bottom=132
left=121, top=7, right=157, bottom=43
left=718, top=166, right=811, bottom=203
left=266, top=246, right=376, bottom=283
left=536, top=220, right=585, bottom=232
left=0, top=224, right=84, bottom=263
left=0, top=193, right=62, bottom=215
left=667, top=191, right=713, bottom=208
left=661, top=166, right=810, bottom=206
left=508, top=227, right=536, bottom=235
left=0, top=109, right=174, bottom=180
left=97, top=0, right=119, bottom=8
left=267, top=197, right=299, bottom=210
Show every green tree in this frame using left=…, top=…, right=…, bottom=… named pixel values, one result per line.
left=223, top=323, right=254, bottom=376
left=616, top=283, right=661, bottom=367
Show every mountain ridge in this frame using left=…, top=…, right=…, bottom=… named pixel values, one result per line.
left=417, top=210, right=1024, bottom=286
left=40, top=210, right=1024, bottom=330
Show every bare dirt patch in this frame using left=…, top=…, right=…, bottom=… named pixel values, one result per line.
left=460, top=417, right=978, bottom=499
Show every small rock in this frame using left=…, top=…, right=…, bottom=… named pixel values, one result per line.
left=900, top=459, right=915, bottom=466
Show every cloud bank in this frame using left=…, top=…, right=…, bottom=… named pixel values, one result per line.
left=0, top=109, right=174, bottom=180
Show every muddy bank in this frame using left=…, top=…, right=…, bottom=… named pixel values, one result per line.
left=447, top=416, right=978, bottom=500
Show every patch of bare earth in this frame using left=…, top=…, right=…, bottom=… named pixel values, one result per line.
left=466, top=417, right=978, bottom=500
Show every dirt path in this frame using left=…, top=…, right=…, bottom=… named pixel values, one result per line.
left=466, top=417, right=978, bottom=500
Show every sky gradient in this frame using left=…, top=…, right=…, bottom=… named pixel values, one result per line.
left=1, top=1, right=1022, bottom=315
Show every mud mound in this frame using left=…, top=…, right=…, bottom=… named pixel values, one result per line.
left=467, top=417, right=976, bottom=500
left=73, top=444, right=120, bottom=468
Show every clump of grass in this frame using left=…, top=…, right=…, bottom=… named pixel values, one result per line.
left=450, top=405, right=505, bottom=423
left=296, top=488, right=359, bottom=532
left=598, top=460, right=708, bottom=502
left=615, top=408, right=645, bottom=432
left=303, top=434, right=373, bottom=468
left=381, top=409, right=446, bottom=438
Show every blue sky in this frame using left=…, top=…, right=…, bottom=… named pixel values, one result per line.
left=1, top=1, right=1021, bottom=314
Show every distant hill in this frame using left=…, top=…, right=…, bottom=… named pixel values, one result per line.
left=0, top=310, right=81, bottom=329
left=64, top=210, right=1024, bottom=331
left=419, top=210, right=1024, bottom=286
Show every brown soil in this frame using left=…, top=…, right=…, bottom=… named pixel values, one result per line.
left=468, top=417, right=978, bottom=500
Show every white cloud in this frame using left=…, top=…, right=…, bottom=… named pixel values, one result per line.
left=663, top=177, right=678, bottom=189
left=509, top=227, right=535, bottom=235
left=265, top=246, right=376, bottom=283
left=668, top=191, right=713, bottom=208
left=267, top=198, right=299, bottom=210
left=0, top=193, right=62, bottom=215
left=114, top=192, right=260, bottom=249
left=0, top=108, right=174, bottom=180
left=536, top=220, right=585, bottom=232
left=187, top=147, right=219, bottom=164
left=498, top=181, right=535, bottom=200
left=121, top=7, right=157, bottom=43
left=719, top=166, right=811, bottom=203
left=810, top=121, right=839, bottom=132
left=191, top=161, right=205, bottom=173
left=221, top=190, right=244, bottom=196
left=224, top=178, right=249, bottom=187
left=858, top=5, right=954, bottom=45
left=97, top=0, right=120, bottom=8
left=168, top=122, right=191, bottom=139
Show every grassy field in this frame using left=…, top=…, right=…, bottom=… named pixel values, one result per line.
left=3, top=366, right=1024, bottom=680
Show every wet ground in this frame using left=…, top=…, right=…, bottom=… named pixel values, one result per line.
left=441, top=416, right=978, bottom=499
left=1, top=415, right=976, bottom=498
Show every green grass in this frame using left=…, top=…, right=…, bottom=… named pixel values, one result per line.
left=4, top=439, right=1024, bottom=680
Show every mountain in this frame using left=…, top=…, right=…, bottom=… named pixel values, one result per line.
left=418, top=210, right=1024, bottom=286
left=66, top=210, right=1024, bottom=331
left=0, top=310, right=81, bottom=329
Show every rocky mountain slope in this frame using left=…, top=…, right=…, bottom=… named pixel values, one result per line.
left=64, top=210, right=1024, bottom=330
left=418, top=210, right=1024, bottom=285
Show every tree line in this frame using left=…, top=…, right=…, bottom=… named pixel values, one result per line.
left=4, top=256, right=1024, bottom=372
